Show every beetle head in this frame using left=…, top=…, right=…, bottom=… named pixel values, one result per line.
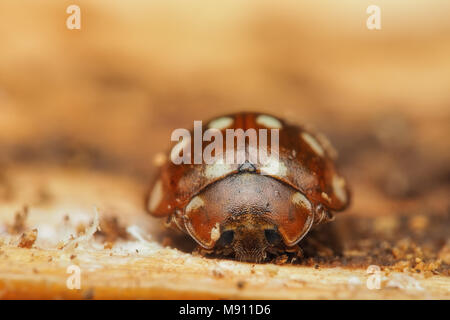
left=217, top=214, right=282, bottom=262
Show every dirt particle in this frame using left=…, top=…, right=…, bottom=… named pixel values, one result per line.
left=274, top=254, right=289, bottom=265
left=18, top=228, right=38, bottom=248
left=212, top=269, right=224, bottom=278
left=236, top=280, right=246, bottom=290
left=76, top=223, right=87, bottom=235
left=103, top=241, right=114, bottom=249
left=83, top=288, right=95, bottom=300
left=56, top=241, right=65, bottom=250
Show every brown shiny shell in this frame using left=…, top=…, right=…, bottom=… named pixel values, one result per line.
left=147, top=112, right=350, bottom=222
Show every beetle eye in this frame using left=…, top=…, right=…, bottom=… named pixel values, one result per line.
left=264, top=229, right=282, bottom=245
left=217, top=230, right=234, bottom=247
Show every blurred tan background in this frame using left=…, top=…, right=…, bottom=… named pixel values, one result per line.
left=0, top=0, right=449, bottom=216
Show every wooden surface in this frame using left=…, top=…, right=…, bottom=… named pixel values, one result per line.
left=0, top=0, right=449, bottom=299
left=0, top=166, right=448, bottom=299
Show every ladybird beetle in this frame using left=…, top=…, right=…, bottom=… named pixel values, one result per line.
left=146, top=112, right=350, bottom=262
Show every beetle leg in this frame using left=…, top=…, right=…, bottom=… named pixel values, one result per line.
left=164, top=215, right=175, bottom=228
left=285, top=244, right=304, bottom=262
left=266, top=246, right=280, bottom=255
left=164, top=210, right=186, bottom=233
left=314, top=204, right=334, bottom=225
left=219, top=247, right=234, bottom=256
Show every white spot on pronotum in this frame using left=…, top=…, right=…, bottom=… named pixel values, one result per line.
left=260, top=156, right=287, bottom=177
left=256, top=114, right=283, bottom=129
left=321, top=192, right=331, bottom=203
left=148, top=180, right=163, bottom=212
left=332, top=174, right=347, bottom=204
left=210, top=223, right=221, bottom=242
left=301, top=132, right=325, bottom=157
left=205, top=158, right=232, bottom=178
left=291, top=192, right=312, bottom=211
left=186, top=196, right=205, bottom=213
left=208, top=117, right=234, bottom=130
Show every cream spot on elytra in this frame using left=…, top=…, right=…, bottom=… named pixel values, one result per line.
left=208, top=117, right=234, bottom=130
left=291, top=192, right=312, bottom=211
left=332, top=174, right=347, bottom=204
left=317, top=133, right=338, bottom=159
left=205, top=158, right=232, bottom=178
left=148, top=180, right=163, bottom=212
left=260, top=156, right=287, bottom=177
left=186, top=196, right=205, bottom=213
left=321, top=192, right=331, bottom=203
left=210, top=223, right=221, bottom=242
left=301, top=132, right=325, bottom=157
left=256, top=114, right=283, bottom=129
